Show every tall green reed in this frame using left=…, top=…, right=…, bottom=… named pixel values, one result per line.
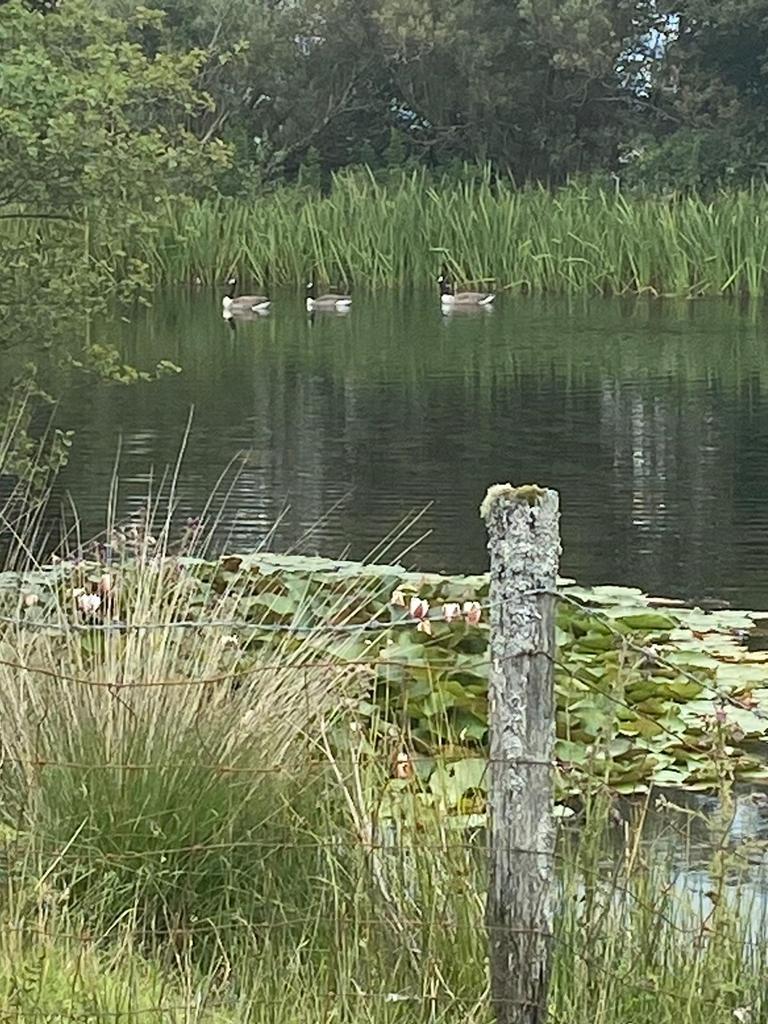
left=117, top=172, right=768, bottom=297
left=4, top=171, right=768, bottom=295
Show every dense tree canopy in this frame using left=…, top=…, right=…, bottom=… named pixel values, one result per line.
left=6, top=0, right=768, bottom=196
left=65, top=0, right=768, bottom=190
left=627, top=0, right=768, bottom=189
left=96, top=0, right=657, bottom=184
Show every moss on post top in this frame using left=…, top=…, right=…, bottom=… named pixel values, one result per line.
left=479, top=483, right=549, bottom=520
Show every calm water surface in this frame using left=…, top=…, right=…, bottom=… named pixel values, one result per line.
left=36, top=290, right=768, bottom=608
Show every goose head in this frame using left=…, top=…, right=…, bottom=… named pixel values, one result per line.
left=437, top=274, right=454, bottom=297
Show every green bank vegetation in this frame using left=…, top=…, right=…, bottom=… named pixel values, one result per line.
left=12, top=170, right=768, bottom=297
left=134, top=177, right=768, bottom=296
left=0, top=525, right=766, bottom=1021
left=3, top=1, right=768, bottom=1015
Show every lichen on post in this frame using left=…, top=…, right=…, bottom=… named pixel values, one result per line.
left=481, top=483, right=560, bottom=1024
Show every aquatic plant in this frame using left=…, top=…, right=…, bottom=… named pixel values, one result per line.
left=5, top=547, right=768, bottom=805
left=0, top=531, right=765, bottom=1020
left=117, top=173, right=768, bottom=297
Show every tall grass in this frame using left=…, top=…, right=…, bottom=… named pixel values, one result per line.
left=0, top=504, right=766, bottom=1021
left=127, top=171, right=768, bottom=297
left=6, top=169, right=768, bottom=295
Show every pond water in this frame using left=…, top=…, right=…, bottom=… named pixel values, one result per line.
left=31, top=289, right=768, bottom=608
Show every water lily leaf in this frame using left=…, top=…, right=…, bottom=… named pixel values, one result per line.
left=674, top=609, right=755, bottom=632
left=556, top=739, right=589, bottom=764
left=453, top=711, right=487, bottom=742
left=663, top=650, right=720, bottom=670
left=563, top=585, right=647, bottom=606
left=619, top=718, right=666, bottom=738
left=575, top=632, right=616, bottom=652
left=419, top=692, right=455, bottom=716
left=429, top=758, right=488, bottom=805
left=722, top=707, right=768, bottom=737
left=652, top=767, right=691, bottom=786
left=248, top=592, right=295, bottom=617
left=604, top=608, right=678, bottom=630
left=665, top=680, right=706, bottom=700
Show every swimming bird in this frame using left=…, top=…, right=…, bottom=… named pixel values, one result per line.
left=222, top=277, right=271, bottom=313
left=438, top=273, right=495, bottom=308
left=305, top=280, right=352, bottom=312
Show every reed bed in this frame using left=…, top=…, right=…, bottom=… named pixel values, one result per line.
left=6, top=170, right=768, bottom=296
left=117, top=172, right=768, bottom=297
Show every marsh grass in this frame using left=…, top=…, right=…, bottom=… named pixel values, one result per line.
left=7, top=169, right=768, bottom=296
left=121, top=172, right=768, bottom=297
left=7, top=170, right=768, bottom=297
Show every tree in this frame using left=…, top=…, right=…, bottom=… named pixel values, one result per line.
left=371, top=0, right=660, bottom=180
left=0, top=0, right=229, bottom=500
left=626, top=0, right=768, bottom=189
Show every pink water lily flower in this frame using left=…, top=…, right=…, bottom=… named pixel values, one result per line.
left=77, top=593, right=102, bottom=616
left=409, top=596, right=430, bottom=620
left=442, top=602, right=462, bottom=622
left=462, top=601, right=482, bottom=625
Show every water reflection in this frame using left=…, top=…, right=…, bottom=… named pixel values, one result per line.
left=13, top=290, right=768, bottom=608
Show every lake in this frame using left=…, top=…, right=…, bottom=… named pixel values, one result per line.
left=32, top=289, right=768, bottom=609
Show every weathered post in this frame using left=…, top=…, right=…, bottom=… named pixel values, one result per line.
left=480, top=483, right=560, bottom=1024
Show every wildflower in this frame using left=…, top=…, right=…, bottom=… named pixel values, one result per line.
left=442, top=602, right=462, bottom=623
left=22, top=594, right=39, bottom=608
left=98, top=573, right=113, bottom=596
left=390, top=588, right=407, bottom=608
left=409, top=596, right=429, bottom=620
left=416, top=618, right=433, bottom=635
left=463, top=601, right=482, bottom=625
left=77, top=593, right=102, bottom=616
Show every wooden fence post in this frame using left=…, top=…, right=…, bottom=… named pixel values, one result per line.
left=481, top=483, right=560, bottom=1024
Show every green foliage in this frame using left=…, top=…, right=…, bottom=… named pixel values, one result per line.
left=91, top=174, right=768, bottom=296
left=0, top=0, right=229, bottom=480
left=92, top=0, right=658, bottom=183
left=5, top=549, right=768, bottom=806
left=627, top=0, right=768, bottom=189
left=83, top=0, right=768, bottom=192
left=0, top=535, right=764, bottom=1020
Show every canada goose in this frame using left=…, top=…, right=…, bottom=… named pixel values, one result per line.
left=222, top=277, right=271, bottom=313
left=438, top=274, right=495, bottom=308
left=305, top=280, right=352, bottom=312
